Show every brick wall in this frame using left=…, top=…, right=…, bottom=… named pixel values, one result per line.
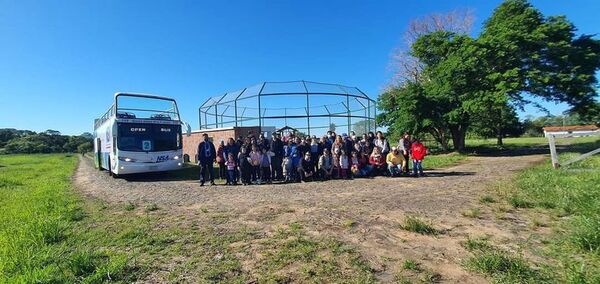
left=182, top=126, right=261, bottom=162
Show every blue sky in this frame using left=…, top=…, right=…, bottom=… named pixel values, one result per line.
left=0, top=0, right=598, bottom=135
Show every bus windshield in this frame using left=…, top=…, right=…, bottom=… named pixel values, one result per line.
left=117, top=123, right=181, bottom=152
left=116, top=95, right=180, bottom=121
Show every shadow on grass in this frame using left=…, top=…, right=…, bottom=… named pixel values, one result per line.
left=121, top=164, right=202, bottom=182
left=422, top=171, right=475, bottom=177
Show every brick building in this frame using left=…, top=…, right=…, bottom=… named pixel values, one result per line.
left=182, top=126, right=261, bottom=162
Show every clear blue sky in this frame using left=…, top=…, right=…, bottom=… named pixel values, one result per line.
left=1, top=0, right=598, bottom=135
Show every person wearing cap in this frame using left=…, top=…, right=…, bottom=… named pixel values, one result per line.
left=386, top=146, right=403, bottom=177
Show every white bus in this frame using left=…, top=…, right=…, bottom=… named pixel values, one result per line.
left=93, top=93, right=190, bottom=176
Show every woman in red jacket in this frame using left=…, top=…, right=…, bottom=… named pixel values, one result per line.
left=369, top=147, right=386, bottom=176
left=410, top=138, right=427, bottom=177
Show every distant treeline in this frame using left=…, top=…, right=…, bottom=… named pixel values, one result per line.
left=0, top=129, right=93, bottom=154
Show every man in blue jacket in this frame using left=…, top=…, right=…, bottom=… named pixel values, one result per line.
left=197, top=133, right=216, bottom=186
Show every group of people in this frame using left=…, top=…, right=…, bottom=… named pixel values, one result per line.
left=196, top=130, right=427, bottom=186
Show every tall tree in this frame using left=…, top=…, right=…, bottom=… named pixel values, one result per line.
left=378, top=82, right=452, bottom=150
left=381, top=0, right=600, bottom=152
left=479, top=0, right=600, bottom=116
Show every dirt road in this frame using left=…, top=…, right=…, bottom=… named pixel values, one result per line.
left=74, top=154, right=546, bottom=283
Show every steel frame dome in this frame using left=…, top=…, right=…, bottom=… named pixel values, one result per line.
left=198, top=80, right=377, bottom=136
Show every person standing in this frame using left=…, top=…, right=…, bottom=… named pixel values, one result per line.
left=374, top=131, right=390, bottom=157
left=411, top=138, right=428, bottom=177
left=270, top=133, right=284, bottom=181
left=197, top=133, right=216, bottom=186
left=398, top=132, right=412, bottom=174
left=216, top=140, right=226, bottom=180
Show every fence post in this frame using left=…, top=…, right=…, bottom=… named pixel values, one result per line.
left=548, top=134, right=560, bottom=169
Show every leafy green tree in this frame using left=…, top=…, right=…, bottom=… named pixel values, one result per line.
left=378, top=82, right=452, bottom=151
left=412, top=31, right=482, bottom=151
left=380, top=0, right=600, bottom=152
left=2, top=129, right=93, bottom=154
left=479, top=0, right=600, bottom=117
left=469, top=104, right=523, bottom=143
left=77, top=142, right=93, bottom=154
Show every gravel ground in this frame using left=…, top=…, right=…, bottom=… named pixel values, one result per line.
left=74, top=153, right=547, bottom=283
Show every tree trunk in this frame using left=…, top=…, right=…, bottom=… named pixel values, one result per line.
left=430, top=127, right=449, bottom=152
left=450, top=125, right=467, bottom=153
left=496, top=123, right=504, bottom=146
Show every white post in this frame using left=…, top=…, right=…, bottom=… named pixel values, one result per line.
left=548, top=134, right=560, bottom=169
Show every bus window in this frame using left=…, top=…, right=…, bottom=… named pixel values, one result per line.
left=117, top=123, right=181, bottom=152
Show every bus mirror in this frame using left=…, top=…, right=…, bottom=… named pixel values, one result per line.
left=184, top=122, right=191, bottom=137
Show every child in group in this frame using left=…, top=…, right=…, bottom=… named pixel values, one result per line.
left=332, top=152, right=341, bottom=179
left=350, top=151, right=360, bottom=178
left=290, top=147, right=302, bottom=182
left=225, top=153, right=237, bottom=185
left=249, top=145, right=262, bottom=184
left=260, top=149, right=272, bottom=184
left=238, top=147, right=252, bottom=185
left=358, top=152, right=372, bottom=177
left=411, top=138, right=428, bottom=177
left=283, top=156, right=293, bottom=182
left=339, top=149, right=349, bottom=179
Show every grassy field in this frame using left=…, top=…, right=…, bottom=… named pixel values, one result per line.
left=0, top=154, right=377, bottom=282
left=470, top=138, right=600, bottom=283
left=2, top=136, right=598, bottom=282
left=0, top=154, right=133, bottom=283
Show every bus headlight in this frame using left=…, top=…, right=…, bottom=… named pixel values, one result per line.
left=118, top=157, right=136, bottom=162
left=173, top=155, right=180, bottom=160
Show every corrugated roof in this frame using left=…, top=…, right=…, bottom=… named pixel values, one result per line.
left=543, top=125, right=599, bottom=132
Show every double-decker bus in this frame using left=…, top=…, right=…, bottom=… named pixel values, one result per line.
left=93, top=93, right=190, bottom=176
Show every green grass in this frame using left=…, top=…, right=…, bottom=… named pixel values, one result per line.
left=462, top=236, right=492, bottom=251
left=0, top=154, right=378, bottom=282
left=461, top=207, right=482, bottom=218
left=466, top=250, right=540, bottom=283
left=402, top=259, right=420, bottom=271
left=422, top=152, right=467, bottom=169
left=479, top=195, right=496, bottom=204
left=400, top=215, right=438, bottom=235
left=478, top=138, right=600, bottom=283
left=0, top=154, right=132, bottom=283
left=254, top=223, right=376, bottom=283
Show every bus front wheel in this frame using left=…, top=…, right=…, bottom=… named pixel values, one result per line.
left=108, top=158, right=118, bottom=178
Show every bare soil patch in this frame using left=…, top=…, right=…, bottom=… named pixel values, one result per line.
left=74, top=154, right=546, bottom=283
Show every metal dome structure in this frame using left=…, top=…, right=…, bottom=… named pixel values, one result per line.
left=198, top=80, right=376, bottom=136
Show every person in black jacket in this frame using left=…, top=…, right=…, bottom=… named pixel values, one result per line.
left=270, top=133, right=284, bottom=181
left=197, top=133, right=216, bottom=186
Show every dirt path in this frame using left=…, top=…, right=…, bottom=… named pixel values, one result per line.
left=74, top=154, right=546, bottom=283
